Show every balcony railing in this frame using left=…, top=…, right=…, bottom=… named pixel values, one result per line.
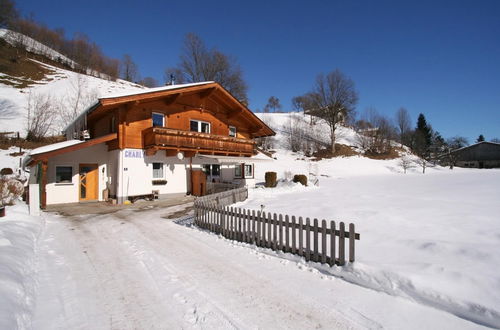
left=143, top=127, right=255, bottom=156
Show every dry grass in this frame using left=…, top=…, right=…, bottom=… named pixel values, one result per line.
left=0, top=135, right=65, bottom=150
left=364, top=146, right=401, bottom=160
left=312, top=144, right=359, bottom=160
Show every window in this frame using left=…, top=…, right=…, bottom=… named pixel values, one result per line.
left=55, top=166, right=72, bottom=183
left=152, top=112, right=165, bottom=127
left=190, top=120, right=210, bottom=133
left=229, top=126, right=237, bottom=137
left=235, top=164, right=242, bottom=178
left=152, top=163, right=164, bottom=179
left=203, top=164, right=220, bottom=177
left=244, top=164, right=253, bottom=178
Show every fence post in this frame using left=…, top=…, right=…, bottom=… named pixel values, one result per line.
left=305, top=218, right=311, bottom=262
left=242, top=209, right=247, bottom=242
left=298, top=217, right=303, bottom=257
left=291, top=216, right=296, bottom=254
left=262, top=212, right=266, bottom=247
left=257, top=211, right=262, bottom=246
left=272, top=213, right=278, bottom=251
left=349, top=223, right=355, bottom=262
left=339, top=222, right=346, bottom=266
left=321, top=220, right=327, bottom=264
left=283, top=214, right=288, bottom=252
left=267, top=212, right=272, bottom=248
left=330, top=221, right=336, bottom=266
left=251, top=210, right=256, bottom=244
left=313, top=218, right=319, bottom=262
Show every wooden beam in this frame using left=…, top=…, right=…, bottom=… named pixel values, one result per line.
left=145, top=148, right=158, bottom=156
left=227, top=109, right=243, bottom=119
left=163, top=93, right=181, bottom=106
left=200, top=87, right=216, bottom=99
left=165, top=149, right=177, bottom=157
left=40, top=160, right=48, bottom=209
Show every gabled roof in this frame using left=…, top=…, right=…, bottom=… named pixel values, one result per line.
left=65, top=82, right=275, bottom=138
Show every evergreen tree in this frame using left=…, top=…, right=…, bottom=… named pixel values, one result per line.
left=413, top=113, right=432, bottom=158
left=476, top=134, right=485, bottom=143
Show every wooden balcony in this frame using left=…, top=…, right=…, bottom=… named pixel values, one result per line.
left=143, top=127, right=255, bottom=156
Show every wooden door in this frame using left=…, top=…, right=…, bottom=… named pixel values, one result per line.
left=79, top=164, right=98, bottom=201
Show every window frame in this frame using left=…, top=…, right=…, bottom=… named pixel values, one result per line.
left=152, top=162, right=164, bottom=179
left=229, top=126, right=237, bottom=137
left=234, top=164, right=242, bottom=178
left=152, top=112, right=165, bottom=127
left=190, top=119, right=211, bottom=133
left=55, top=165, right=73, bottom=184
left=244, top=164, right=254, bottom=178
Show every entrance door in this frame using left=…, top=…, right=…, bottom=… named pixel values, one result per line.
left=79, top=164, right=98, bottom=201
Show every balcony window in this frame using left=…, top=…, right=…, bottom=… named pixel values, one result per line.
left=152, top=162, right=164, bottom=179
left=203, top=164, right=220, bottom=177
left=190, top=120, right=210, bottom=133
left=229, top=126, right=237, bottom=137
left=152, top=112, right=165, bottom=127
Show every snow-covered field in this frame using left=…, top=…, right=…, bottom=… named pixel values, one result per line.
left=1, top=152, right=499, bottom=329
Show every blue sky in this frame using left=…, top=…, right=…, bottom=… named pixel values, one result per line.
left=16, top=0, right=500, bottom=142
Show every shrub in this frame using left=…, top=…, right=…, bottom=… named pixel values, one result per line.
left=0, top=178, right=24, bottom=205
left=293, top=174, right=308, bottom=186
left=0, top=168, right=14, bottom=175
left=264, top=172, right=277, bottom=188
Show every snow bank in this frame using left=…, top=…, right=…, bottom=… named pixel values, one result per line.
left=238, top=168, right=500, bottom=327
left=0, top=204, right=41, bottom=329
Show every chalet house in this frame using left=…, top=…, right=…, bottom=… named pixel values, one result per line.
left=24, top=82, right=275, bottom=208
left=446, top=141, right=500, bottom=168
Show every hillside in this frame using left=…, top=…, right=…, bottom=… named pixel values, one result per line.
left=0, top=29, right=144, bottom=136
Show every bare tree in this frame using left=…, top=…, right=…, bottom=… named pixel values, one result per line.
left=56, top=76, right=98, bottom=132
left=491, top=138, right=500, bottom=143
left=357, top=108, right=396, bottom=154
left=293, top=69, right=358, bottom=153
left=399, top=156, right=414, bottom=174
left=172, top=33, right=248, bottom=103
left=139, top=76, right=159, bottom=88
left=264, top=96, right=282, bottom=113
left=395, top=107, right=411, bottom=147
left=121, top=54, right=139, bottom=82
left=415, top=157, right=429, bottom=174
left=0, top=0, right=18, bottom=28
left=25, top=92, right=57, bottom=141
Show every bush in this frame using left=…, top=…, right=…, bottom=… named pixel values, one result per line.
left=0, top=168, right=14, bottom=175
left=293, top=174, right=308, bottom=186
left=265, top=172, right=277, bottom=188
left=0, top=178, right=24, bottom=205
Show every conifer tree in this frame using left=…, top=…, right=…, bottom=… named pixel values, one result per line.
left=414, top=113, right=432, bottom=158
left=477, top=134, right=485, bottom=143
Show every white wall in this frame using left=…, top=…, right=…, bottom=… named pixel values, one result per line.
left=118, top=149, right=188, bottom=201
left=45, top=143, right=112, bottom=204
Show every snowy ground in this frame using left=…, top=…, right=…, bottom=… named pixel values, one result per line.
left=1, top=199, right=489, bottom=330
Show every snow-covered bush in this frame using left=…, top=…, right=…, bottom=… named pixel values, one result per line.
left=0, top=178, right=24, bottom=205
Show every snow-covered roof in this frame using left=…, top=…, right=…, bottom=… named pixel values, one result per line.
left=99, top=81, right=215, bottom=99
left=29, top=140, right=84, bottom=156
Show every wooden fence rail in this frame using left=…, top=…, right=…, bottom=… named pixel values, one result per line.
left=195, top=186, right=248, bottom=208
left=194, top=202, right=360, bottom=266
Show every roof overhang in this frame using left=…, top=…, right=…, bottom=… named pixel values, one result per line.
left=24, top=133, right=117, bottom=167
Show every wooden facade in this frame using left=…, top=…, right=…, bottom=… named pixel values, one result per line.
left=83, top=82, right=274, bottom=156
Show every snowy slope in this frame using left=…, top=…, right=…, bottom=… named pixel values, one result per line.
left=0, top=30, right=144, bottom=135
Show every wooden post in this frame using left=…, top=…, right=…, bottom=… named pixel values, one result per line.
left=339, top=222, right=346, bottom=266
left=284, top=215, right=289, bottom=252
left=349, top=223, right=355, bottom=262
left=238, top=208, right=243, bottom=242
left=298, top=217, right=303, bottom=257
left=321, top=220, right=327, bottom=264
left=251, top=210, right=256, bottom=244
left=40, top=160, right=48, bottom=209
left=272, top=213, right=278, bottom=251
left=305, top=218, right=311, bottom=262
left=330, top=221, right=336, bottom=267
left=242, top=209, right=247, bottom=242
left=257, top=211, right=262, bottom=246
left=262, top=212, right=266, bottom=247
left=313, top=218, right=319, bottom=262
left=267, top=212, right=272, bottom=248
left=291, top=216, right=297, bottom=254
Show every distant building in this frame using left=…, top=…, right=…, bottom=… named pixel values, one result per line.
left=446, top=141, right=500, bottom=168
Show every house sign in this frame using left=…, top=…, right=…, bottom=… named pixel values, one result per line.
left=124, top=150, right=144, bottom=158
